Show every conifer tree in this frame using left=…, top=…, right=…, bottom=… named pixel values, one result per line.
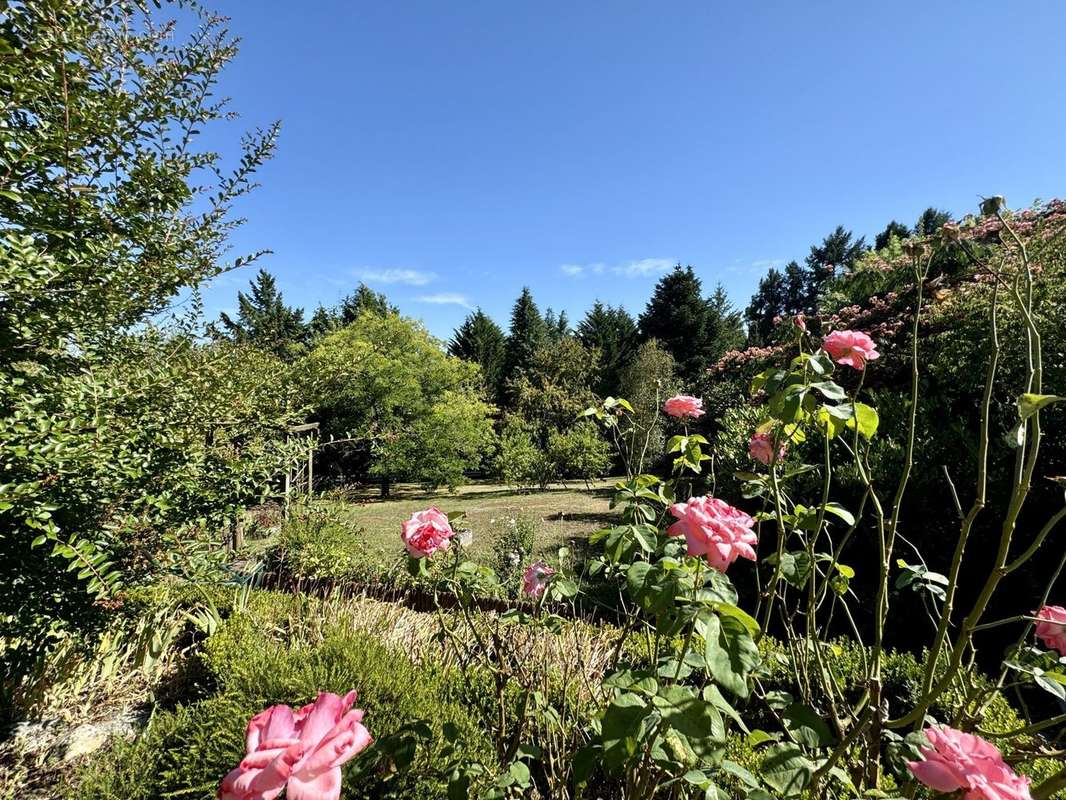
left=502, top=287, right=547, bottom=399
left=450, top=309, right=507, bottom=405
left=577, top=301, right=638, bottom=398
left=216, top=269, right=306, bottom=359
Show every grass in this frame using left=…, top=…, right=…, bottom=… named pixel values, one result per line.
left=316, top=479, right=619, bottom=563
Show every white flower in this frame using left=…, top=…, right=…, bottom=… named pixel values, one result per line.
left=457, top=528, right=473, bottom=548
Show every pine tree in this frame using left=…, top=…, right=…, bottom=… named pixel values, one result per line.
left=706, top=283, right=745, bottom=357
left=875, top=220, right=911, bottom=251
left=577, top=301, right=638, bottom=398
left=744, top=267, right=788, bottom=344
left=915, top=207, right=953, bottom=236
left=638, top=265, right=722, bottom=385
left=805, top=226, right=867, bottom=303
left=338, top=283, right=395, bottom=324
left=502, top=288, right=547, bottom=402
left=216, top=269, right=306, bottom=359
left=450, top=309, right=507, bottom=405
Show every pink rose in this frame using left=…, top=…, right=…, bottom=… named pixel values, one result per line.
left=749, top=432, right=786, bottom=466
left=522, top=561, right=556, bottom=599
left=219, top=691, right=372, bottom=800
left=401, top=507, right=454, bottom=558
left=663, top=395, right=705, bottom=419
left=1034, top=604, right=1066, bottom=655
left=666, top=496, right=757, bottom=572
left=822, top=329, right=880, bottom=370
left=907, top=726, right=1031, bottom=800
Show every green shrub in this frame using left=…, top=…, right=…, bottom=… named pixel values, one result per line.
left=273, top=506, right=372, bottom=582
left=70, top=611, right=494, bottom=800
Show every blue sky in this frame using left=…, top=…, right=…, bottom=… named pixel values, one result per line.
left=196, top=1, right=1066, bottom=340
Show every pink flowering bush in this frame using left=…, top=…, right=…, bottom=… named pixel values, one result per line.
left=400, top=507, right=455, bottom=558
left=662, top=393, right=705, bottom=419
left=907, top=726, right=1032, bottom=800
left=666, top=495, right=758, bottom=572
left=748, top=431, right=785, bottom=465
left=1033, top=604, right=1066, bottom=655
left=219, top=691, right=371, bottom=800
left=821, top=328, right=880, bottom=369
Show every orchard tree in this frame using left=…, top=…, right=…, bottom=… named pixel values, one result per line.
left=300, top=312, right=494, bottom=495
left=214, top=269, right=307, bottom=359
left=507, top=337, right=600, bottom=446
left=616, top=339, right=679, bottom=472
left=577, top=301, right=638, bottom=398
left=450, top=309, right=507, bottom=404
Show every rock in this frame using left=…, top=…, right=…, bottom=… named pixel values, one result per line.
left=60, top=711, right=143, bottom=762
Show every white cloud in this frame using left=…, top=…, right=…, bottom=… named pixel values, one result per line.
left=727, top=258, right=788, bottom=275
left=560, top=258, right=674, bottom=279
left=353, top=267, right=436, bottom=286
left=416, top=292, right=473, bottom=309
left=615, top=258, right=674, bottom=278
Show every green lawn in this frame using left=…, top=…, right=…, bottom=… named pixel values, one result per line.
left=317, top=479, right=619, bottom=562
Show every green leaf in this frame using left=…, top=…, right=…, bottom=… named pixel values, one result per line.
left=700, top=611, right=760, bottom=697
left=782, top=702, right=835, bottom=747
left=601, top=692, right=654, bottom=772
left=846, top=402, right=879, bottom=439
left=1018, top=393, right=1064, bottom=420
left=810, top=381, right=847, bottom=401
left=822, top=502, right=856, bottom=526
left=760, top=743, right=814, bottom=797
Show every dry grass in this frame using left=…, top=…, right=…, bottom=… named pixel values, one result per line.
left=316, top=479, right=619, bottom=562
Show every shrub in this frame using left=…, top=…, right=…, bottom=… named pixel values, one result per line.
left=272, top=506, right=371, bottom=582
left=70, top=612, right=494, bottom=800
left=548, top=421, right=612, bottom=484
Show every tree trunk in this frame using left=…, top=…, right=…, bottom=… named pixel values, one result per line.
left=380, top=475, right=391, bottom=498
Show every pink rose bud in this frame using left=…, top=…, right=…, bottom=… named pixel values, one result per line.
left=749, top=432, right=786, bottom=465
left=1034, top=604, right=1066, bottom=656
left=663, top=395, right=705, bottom=419
left=793, top=314, right=807, bottom=332
left=401, top=507, right=455, bottom=558
left=522, top=561, right=556, bottom=599
left=666, top=496, right=757, bottom=572
left=822, top=330, right=880, bottom=370
left=907, top=726, right=1032, bottom=800
left=219, top=691, right=372, bottom=800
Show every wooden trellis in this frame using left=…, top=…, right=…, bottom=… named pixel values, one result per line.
left=284, top=422, right=319, bottom=513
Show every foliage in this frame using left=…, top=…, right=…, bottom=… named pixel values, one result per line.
left=211, top=269, right=307, bottom=359
left=69, top=610, right=494, bottom=800
left=0, top=0, right=290, bottom=700
left=495, top=417, right=553, bottom=490
left=298, top=311, right=496, bottom=493
left=272, top=506, right=370, bottom=583
left=639, top=265, right=743, bottom=384
left=547, top=421, right=613, bottom=485
left=451, top=309, right=508, bottom=406
left=502, top=287, right=548, bottom=400
left=614, top=340, right=679, bottom=473
left=577, top=301, right=639, bottom=398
